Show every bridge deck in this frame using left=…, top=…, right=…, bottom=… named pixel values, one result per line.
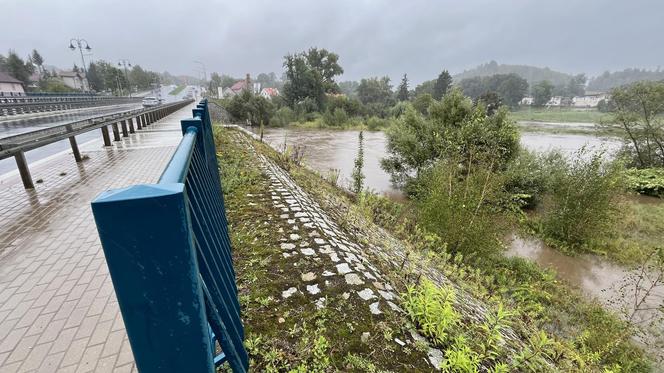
left=0, top=105, right=195, bottom=372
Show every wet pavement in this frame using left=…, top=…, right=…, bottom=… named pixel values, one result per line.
left=0, top=104, right=195, bottom=372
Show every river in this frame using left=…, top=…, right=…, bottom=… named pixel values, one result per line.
left=250, top=126, right=621, bottom=196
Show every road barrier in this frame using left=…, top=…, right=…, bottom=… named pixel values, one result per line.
left=1, top=99, right=192, bottom=189
left=90, top=99, right=248, bottom=373
left=0, top=95, right=141, bottom=116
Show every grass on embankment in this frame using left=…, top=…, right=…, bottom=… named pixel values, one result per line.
left=233, top=128, right=651, bottom=371
left=169, top=85, right=185, bottom=95
left=510, top=107, right=613, bottom=124
left=609, top=196, right=664, bottom=265
left=215, top=127, right=434, bottom=372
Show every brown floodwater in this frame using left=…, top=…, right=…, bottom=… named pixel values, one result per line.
left=250, top=126, right=621, bottom=199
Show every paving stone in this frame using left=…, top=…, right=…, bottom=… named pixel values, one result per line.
left=345, top=273, right=365, bottom=285
left=306, top=284, right=320, bottom=295
left=336, top=263, right=352, bottom=275
left=301, top=272, right=317, bottom=282
left=369, top=302, right=382, bottom=315
left=358, top=288, right=376, bottom=300
left=428, top=348, right=444, bottom=370
left=282, top=287, right=298, bottom=298
left=280, top=243, right=296, bottom=250
left=300, top=248, right=316, bottom=256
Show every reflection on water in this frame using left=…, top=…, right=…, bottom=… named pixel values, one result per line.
left=505, top=233, right=627, bottom=302
left=251, top=126, right=621, bottom=198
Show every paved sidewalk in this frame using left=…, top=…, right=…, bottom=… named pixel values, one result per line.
left=0, top=105, right=194, bottom=373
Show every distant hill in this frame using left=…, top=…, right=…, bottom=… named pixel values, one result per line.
left=587, top=68, right=664, bottom=91
left=454, top=61, right=574, bottom=86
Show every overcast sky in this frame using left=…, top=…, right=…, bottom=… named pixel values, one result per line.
left=2, top=0, right=662, bottom=84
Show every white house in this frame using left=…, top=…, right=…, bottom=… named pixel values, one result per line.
left=519, top=96, right=533, bottom=106
left=0, top=71, right=25, bottom=96
left=546, top=96, right=563, bottom=107
left=260, top=87, right=280, bottom=100
left=572, top=93, right=610, bottom=108
left=59, top=71, right=89, bottom=91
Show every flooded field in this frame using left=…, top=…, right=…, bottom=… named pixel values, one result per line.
left=250, top=126, right=621, bottom=197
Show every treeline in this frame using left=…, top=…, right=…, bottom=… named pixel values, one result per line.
left=0, top=48, right=177, bottom=95
left=588, top=68, right=664, bottom=91
left=453, top=60, right=575, bottom=86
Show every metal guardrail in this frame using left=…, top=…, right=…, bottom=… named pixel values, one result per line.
left=0, top=95, right=142, bottom=116
left=91, top=99, right=248, bottom=373
left=4, top=99, right=193, bottom=189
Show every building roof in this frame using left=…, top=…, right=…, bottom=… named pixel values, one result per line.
left=59, top=71, right=85, bottom=78
left=261, top=87, right=279, bottom=96
left=230, top=80, right=247, bottom=92
left=0, top=71, right=23, bottom=84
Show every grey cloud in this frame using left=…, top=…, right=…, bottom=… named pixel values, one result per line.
left=2, top=0, right=662, bottom=84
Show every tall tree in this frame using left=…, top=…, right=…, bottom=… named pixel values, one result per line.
left=87, top=62, right=104, bottom=92
left=31, top=49, right=44, bottom=75
left=459, top=73, right=528, bottom=107
left=610, top=81, right=664, bottom=167
left=4, top=51, right=34, bottom=86
left=397, top=74, right=409, bottom=101
left=208, top=72, right=223, bottom=96
left=432, top=70, right=452, bottom=100
left=282, top=48, right=343, bottom=110
left=357, top=76, right=394, bottom=116
left=382, top=88, right=519, bottom=188
left=532, top=80, right=554, bottom=107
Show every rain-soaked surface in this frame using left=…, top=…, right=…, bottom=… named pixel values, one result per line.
left=0, top=85, right=189, bottom=175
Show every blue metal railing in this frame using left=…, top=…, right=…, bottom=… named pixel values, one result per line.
left=91, top=99, right=248, bottom=372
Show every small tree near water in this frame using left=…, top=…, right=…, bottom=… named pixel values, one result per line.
left=351, top=131, right=365, bottom=194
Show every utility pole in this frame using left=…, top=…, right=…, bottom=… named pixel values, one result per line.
left=69, top=38, right=92, bottom=92
left=118, top=59, right=132, bottom=97
left=193, top=60, right=207, bottom=83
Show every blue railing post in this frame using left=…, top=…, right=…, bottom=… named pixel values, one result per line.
left=91, top=99, right=248, bottom=373
left=91, top=183, right=215, bottom=373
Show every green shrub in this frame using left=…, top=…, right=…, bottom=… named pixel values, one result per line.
left=417, top=161, right=508, bottom=259
left=541, top=149, right=624, bottom=249
left=271, top=107, right=296, bottom=127
left=365, top=116, right=392, bottom=131
left=322, top=107, right=348, bottom=127
left=624, top=168, right=664, bottom=197
left=403, top=279, right=460, bottom=346
left=503, top=149, right=566, bottom=208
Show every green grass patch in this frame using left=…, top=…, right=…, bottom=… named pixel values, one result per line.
left=511, top=108, right=613, bottom=124
left=169, top=85, right=185, bottom=95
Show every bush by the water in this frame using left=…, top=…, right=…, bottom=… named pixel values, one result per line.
left=540, top=149, right=624, bottom=249
left=417, top=160, right=508, bottom=260
left=625, top=168, right=664, bottom=197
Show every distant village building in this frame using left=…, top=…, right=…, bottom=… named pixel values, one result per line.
left=546, top=96, right=563, bottom=107
left=58, top=71, right=89, bottom=91
left=572, top=93, right=610, bottom=108
left=222, top=74, right=261, bottom=97
left=260, top=87, right=280, bottom=99
left=519, top=96, right=533, bottom=106
left=0, top=71, right=26, bottom=96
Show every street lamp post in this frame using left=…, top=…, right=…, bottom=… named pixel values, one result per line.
left=118, top=59, right=132, bottom=97
left=68, top=38, right=92, bottom=92
left=193, top=60, right=207, bottom=82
